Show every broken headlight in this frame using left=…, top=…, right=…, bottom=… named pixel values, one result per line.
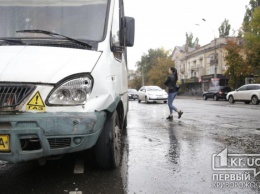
left=47, top=75, right=93, bottom=105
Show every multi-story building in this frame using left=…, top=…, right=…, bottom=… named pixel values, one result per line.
left=128, top=69, right=137, bottom=81
left=172, top=37, right=238, bottom=92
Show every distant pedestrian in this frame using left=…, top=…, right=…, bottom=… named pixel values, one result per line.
left=164, top=67, right=183, bottom=120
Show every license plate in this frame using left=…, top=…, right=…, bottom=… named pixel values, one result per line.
left=0, top=135, right=10, bottom=152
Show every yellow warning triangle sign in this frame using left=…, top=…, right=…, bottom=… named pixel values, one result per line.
left=26, top=91, right=46, bottom=112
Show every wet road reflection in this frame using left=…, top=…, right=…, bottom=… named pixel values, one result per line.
left=0, top=98, right=260, bottom=194
left=124, top=98, right=260, bottom=194
left=0, top=150, right=125, bottom=194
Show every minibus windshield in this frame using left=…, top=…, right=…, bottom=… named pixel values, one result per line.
left=0, top=0, right=109, bottom=41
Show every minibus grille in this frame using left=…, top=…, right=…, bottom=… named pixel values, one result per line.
left=0, top=84, right=35, bottom=108
left=48, top=138, right=71, bottom=149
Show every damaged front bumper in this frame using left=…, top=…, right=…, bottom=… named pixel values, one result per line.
left=0, top=111, right=106, bottom=163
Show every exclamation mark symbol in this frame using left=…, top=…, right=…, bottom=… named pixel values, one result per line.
left=35, top=95, right=39, bottom=105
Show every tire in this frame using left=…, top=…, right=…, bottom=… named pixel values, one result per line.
left=228, top=95, right=235, bottom=104
left=213, top=95, right=218, bottom=101
left=251, top=96, right=259, bottom=105
left=95, top=110, right=122, bottom=169
left=203, top=95, right=207, bottom=100
left=138, top=99, right=141, bottom=103
left=244, top=101, right=250, bottom=104
left=164, top=101, right=167, bottom=104
left=123, top=115, right=127, bottom=130
left=145, top=96, right=149, bottom=104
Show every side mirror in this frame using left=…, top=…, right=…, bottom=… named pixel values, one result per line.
left=123, top=16, right=135, bottom=47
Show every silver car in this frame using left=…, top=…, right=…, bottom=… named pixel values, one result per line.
left=138, top=86, right=168, bottom=104
left=128, top=89, right=139, bottom=100
left=226, top=84, right=260, bottom=105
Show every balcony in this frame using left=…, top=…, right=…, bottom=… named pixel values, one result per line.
left=191, top=65, right=199, bottom=70
left=210, top=59, right=218, bottom=65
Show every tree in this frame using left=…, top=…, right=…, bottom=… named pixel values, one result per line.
left=147, top=57, right=175, bottom=89
left=129, top=48, right=174, bottom=89
left=224, top=39, right=248, bottom=89
left=185, top=32, right=199, bottom=47
left=243, top=0, right=260, bottom=32
left=218, top=19, right=231, bottom=37
left=135, top=48, right=169, bottom=85
left=128, top=76, right=142, bottom=90
left=244, top=6, right=260, bottom=79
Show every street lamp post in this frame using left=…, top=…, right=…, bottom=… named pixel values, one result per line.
left=201, top=18, right=218, bottom=79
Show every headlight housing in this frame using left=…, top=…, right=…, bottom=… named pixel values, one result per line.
left=46, top=75, right=93, bottom=106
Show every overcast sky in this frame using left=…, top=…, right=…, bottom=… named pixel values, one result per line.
left=124, top=0, right=250, bottom=70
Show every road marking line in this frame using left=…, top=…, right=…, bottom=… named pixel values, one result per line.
left=69, top=191, right=82, bottom=194
left=73, top=159, right=84, bottom=174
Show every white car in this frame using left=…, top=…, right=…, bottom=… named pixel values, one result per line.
left=226, top=84, right=260, bottom=105
left=138, top=86, right=168, bottom=104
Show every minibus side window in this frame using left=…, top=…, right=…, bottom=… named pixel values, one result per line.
left=120, top=0, right=128, bottom=64
left=111, top=0, right=122, bottom=60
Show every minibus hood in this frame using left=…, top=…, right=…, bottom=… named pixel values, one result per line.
left=0, top=46, right=101, bottom=84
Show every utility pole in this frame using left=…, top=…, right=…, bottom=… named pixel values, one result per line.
left=214, top=38, right=217, bottom=79
left=141, top=64, right=144, bottom=86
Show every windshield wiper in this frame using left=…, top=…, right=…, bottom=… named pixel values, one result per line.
left=16, top=29, right=92, bottom=49
left=0, top=38, right=24, bottom=45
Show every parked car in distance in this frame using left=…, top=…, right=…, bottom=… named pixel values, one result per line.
left=138, top=86, right=168, bottom=104
left=226, top=84, right=260, bottom=105
left=128, top=89, right=138, bottom=100
left=203, top=86, right=231, bottom=101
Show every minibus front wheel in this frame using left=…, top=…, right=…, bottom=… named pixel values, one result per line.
left=95, top=110, right=122, bottom=169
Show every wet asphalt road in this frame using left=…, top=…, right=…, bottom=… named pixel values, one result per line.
left=1, top=97, right=260, bottom=194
